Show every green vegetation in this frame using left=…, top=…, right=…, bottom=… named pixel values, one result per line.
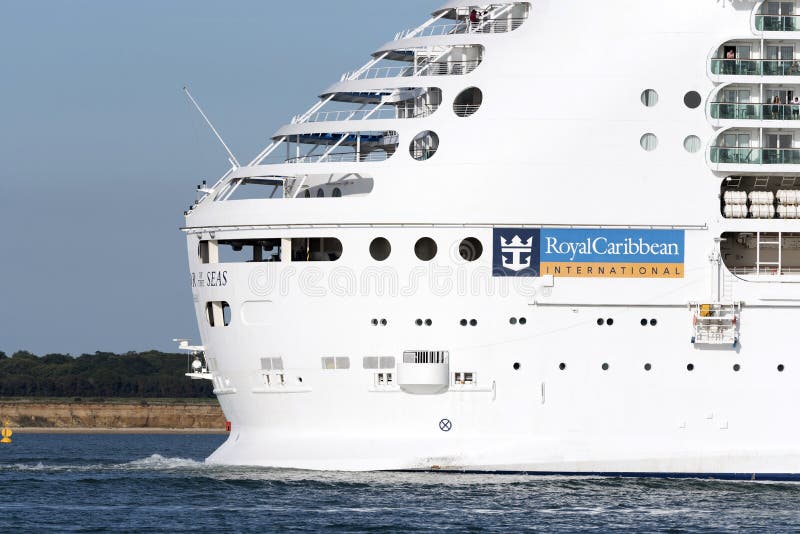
left=0, top=351, right=213, bottom=398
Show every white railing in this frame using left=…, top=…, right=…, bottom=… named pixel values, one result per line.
left=728, top=266, right=800, bottom=275
left=394, top=18, right=526, bottom=39
left=284, top=151, right=393, bottom=164
left=304, top=105, right=437, bottom=123
left=343, top=60, right=480, bottom=81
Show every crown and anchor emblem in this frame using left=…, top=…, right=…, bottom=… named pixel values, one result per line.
left=500, top=234, right=534, bottom=272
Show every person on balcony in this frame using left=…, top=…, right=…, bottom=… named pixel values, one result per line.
left=771, top=95, right=783, bottom=120
left=469, top=9, right=479, bottom=29
left=724, top=49, right=736, bottom=75
left=792, top=96, right=800, bottom=119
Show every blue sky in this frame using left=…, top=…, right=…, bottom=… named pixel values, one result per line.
left=0, top=0, right=437, bottom=355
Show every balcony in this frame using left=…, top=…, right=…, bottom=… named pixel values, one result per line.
left=710, top=147, right=800, bottom=165
left=756, top=14, right=800, bottom=31
left=710, top=59, right=800, bottom=76
left=346, top=60, right=481, bottom=80
left=710, top=102, right=800, bottom=121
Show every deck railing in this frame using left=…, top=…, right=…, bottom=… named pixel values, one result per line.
left=284, top=151, right=393, bottom=164
left=344, top=60, right=481, bottom=81
left=710, top=102, right=800, bottom=120
left=756, top=14, right=800, bottom=31
left=394, top=18, right=526, bottom=39
left=711, top=146, right=800, bottom=165
left=710, top=58, right=800, bottom=76
left=305, top=105, right=437, bottom=123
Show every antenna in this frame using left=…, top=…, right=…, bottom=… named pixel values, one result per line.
left=183, top=86, right=241, bottom=168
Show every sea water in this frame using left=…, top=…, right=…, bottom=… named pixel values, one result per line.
left=1, top=433, right=799, bottom=532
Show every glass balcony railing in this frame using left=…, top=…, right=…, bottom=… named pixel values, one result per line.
left=710, top=103, right=800, bottom=120
left=756, top=15, right=800, bottom=31
left=711, top=147, right=800, bottom=165
left=710, top=59, right=800, bottom=76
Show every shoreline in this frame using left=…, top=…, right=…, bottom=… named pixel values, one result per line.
left=10, top=427, right=228, bottom=435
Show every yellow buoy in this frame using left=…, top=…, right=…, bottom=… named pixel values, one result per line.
left=1, top=420, right=12, bottom=444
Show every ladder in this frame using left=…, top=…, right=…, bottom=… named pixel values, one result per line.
left=756, top=232, right=782, bottom=276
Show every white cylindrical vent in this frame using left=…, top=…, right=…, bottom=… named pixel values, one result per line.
left=749, top=191, right=775, bottom=205
left=777, top=190, right=800, bottom=205
left=750, top=204, right=776, bottom=218
left=723, top=191, right=748, bottom=205
left=724, top=204, right=748, bottom=218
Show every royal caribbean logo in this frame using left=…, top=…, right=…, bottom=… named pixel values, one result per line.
left=493, top=228, right=541, bottom=277
left=493, top=228, right=685, bottom=279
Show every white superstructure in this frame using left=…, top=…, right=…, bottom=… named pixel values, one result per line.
left=182, top=1, right=800, bottom=478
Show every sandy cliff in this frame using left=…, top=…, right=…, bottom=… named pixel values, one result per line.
left=0, top=400, right=226, bottom=430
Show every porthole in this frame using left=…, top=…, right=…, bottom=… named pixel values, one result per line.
left=513, top=362, right=521, bottom=371
left=733, top=364, right=741, bottom=372
left=779, top=364, right=786, bottom=372
left=454, top=87, right=483, bottom=117
left=380, top=319, right=388, bottom=326
left=640, top=318, right=648, bottom=326
left=459, top=237, right=483, bottom=262
left=644, top=363, right=652, bottom=371
left=684, top=91, right=702, bottom=109
left=371, top=319, right=379, bottom=326
left=602, top=363, right=610, bottom=371
left=369, top=237, right=392, bottom=262
left=597, top=318, right=605, bottom=326
left=640, top=133, right=658, bottom=152
left=640, top=89, right=659, bottom=107
left=425, top=319, right=433, bottom=326
left=559, top=363, right=566, bottom=371
left=460, top=319, right=468, bottom=326
left=607, top=318, right=614, bottom=326
left=316, top=189, right=325, bottom=198
left=414, top=237, right=438, bottom=261
left=650, top=319, right=658, bottom=327
left=510, top=318, right=518, bottom=325
left=687, top=363, right=695, bottom=371
left=469, top=319, right=478, bottom=327
left=332, top=187, right=342, bottom=198
left=519, top=317, right=527, bottom=325
left=415, top=319, right=423, bottom=326
left=410, top=131, right=439, bottom=161
left=303, top=189, right=311, bottom=198
left=683, top=135, right=702, bottom=154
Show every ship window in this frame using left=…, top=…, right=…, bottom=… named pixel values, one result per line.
left=597, top=318, right=605, bottom=326
left=684, top=91, right=702, bottom=109
left=321, top=357, right=350, bottom=370
left=220, top=178, right=285, bottom=201
left=519, top=317, right=527, bottom=325
left=415, top=237, right=438, bottom=261
left=218, top=239, right=282, bottom=263
left=687, top=363, right=695, bottom=371
left=602, top=363, right=610, bottom=371
left=260, top=357, right=284, bottom=371
left=459, top=237, right=483, bottom=261
left=513, top=362, right=521, bottom=371
left=779, top=364, right=786, bottom=372
left=291, top=238, right=343, bottom=261
left=733, top=364, right=741, bottom=372
left=645, top=363, right=652, bottom=371
left=303, top=189, right=311, bottom=198
left=640, top=89, right=659, bottom=107
left=316, top=189, right=325, bottom=198
left=607, top=318, right=614, bottom=326
left=510, top=317, right=518, bottom=325
left=205, top=302, right=231, bottom=327
left=684, top=135, right=702, bottom=153
left=363, top=356, right=395, bottom=369
left=469, top=319, right=478, bottom=326
left=650, top=319, right=658, bottom=326
left=369, top=237, right=392, bottom=261
left=641, top=318, right=648, bottom=326
left=454, top=87, right=483, bottom=117
left=640, top=133, right=658, bottom=151
left=410, top=131, right=439, bottom=161
left=559, top=363, right=566, bottom=371
left=460, top=319, right=468, bottom=326
left=332, top=187, right=342, bottom=198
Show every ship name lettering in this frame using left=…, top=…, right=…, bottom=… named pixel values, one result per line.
left=544, top=237, right=680, bottom=261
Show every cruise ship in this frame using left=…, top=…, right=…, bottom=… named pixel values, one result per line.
left=180, top=1, right=800, bottom=478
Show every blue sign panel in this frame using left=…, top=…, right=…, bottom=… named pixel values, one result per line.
left=493, top=228, right=541, bottom=277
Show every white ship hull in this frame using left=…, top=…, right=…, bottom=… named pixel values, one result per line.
left=182, top=0, right=800, bottom=477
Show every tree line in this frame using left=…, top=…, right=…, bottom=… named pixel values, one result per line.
left=0, top=350, right=213, bottom=398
